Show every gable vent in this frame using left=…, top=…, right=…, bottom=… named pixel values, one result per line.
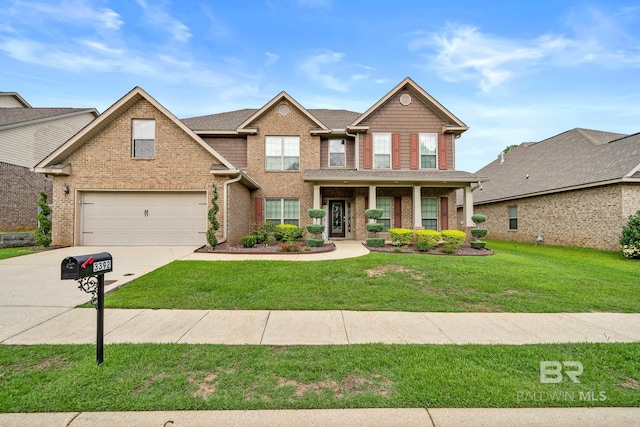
left=278, top=103, right=290, bottom=116
left=400, top=94, right=412, bottom=106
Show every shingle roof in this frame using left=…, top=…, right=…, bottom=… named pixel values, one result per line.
left=0, top=108, right=94, bottom=128
left=304, top=168, right=484, bottom=185
left=472, top=128, right=640, bottom=204
left=181, top=108, right=361, bottom=132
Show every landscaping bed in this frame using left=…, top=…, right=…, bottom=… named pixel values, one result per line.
left=196, top=242, right=336, bottom=254
left=366, top=243, right=494, bottom=256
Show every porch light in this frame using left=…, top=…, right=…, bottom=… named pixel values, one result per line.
left=63, top=182, right=70, bottom=195
left=212, top=183, right=217, bottom=194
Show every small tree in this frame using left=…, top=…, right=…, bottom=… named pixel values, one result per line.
left=470, top=214, right=488, bottom=249
left=620, top=210, right=640, bottom=259
left=34, top=191, right=52, bottom=247
left=306, top=208, right=326, bottom=247
left=206, top=191, right=220, bottom=248
left=365, top=209, right=385, bottom=247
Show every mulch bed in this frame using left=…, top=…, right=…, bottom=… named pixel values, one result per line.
left=196, top=242, right=336, bottom=255
left=366, top=244, right=494, bottom=256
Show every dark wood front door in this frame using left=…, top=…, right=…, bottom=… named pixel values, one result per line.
left=329, top=200, right=345, bottom=238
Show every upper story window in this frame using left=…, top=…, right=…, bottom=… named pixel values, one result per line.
left=266, top=136, right=300, bottom=171
left=329, top=139, right=346, bottom=167
left=420, top=133, right=437, bottom=169
left=373, top=133, right=391, bottom=169
left=132, top=119, right=155, bottom=159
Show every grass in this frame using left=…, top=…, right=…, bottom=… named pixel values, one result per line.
left=1, top=343, right=638, bottom=412
left=0, top=246, right=36, bottom=261
left=102, top=241, right=640, bottom=312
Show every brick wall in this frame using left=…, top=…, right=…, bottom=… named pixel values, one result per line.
left=51, top=96, right=230, bottom=246
left=469, top=184, right=637, bottom=251
left=0, top=162, right=52, bottom=231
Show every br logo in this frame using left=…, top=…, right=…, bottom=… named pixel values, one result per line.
left=540, top=361, right=583, bottom=384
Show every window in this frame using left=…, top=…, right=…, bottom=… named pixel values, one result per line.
left=509, top=206, right=518, bottom=230
left=373, top=133, right=391, bottom=168
left=329, top=139, right=346, bottom=167
left=419, top=133, right=437, bottom=169
left=421, top=197, right=438, bottom=230
left=376, top=197, right=391, bottom=231
left=265, top=198, right=299, bottom=226
left=266, top=136, right=300, bottom=171
left=132, top=119, right=155, bottom=158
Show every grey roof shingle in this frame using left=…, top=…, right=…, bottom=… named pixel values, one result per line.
left=181, top=108, right=361, bottom=132
left=304, top=168, right=484, bottom=184
left=473, top=128, right=640, bottom=204
left=0, top=108, right=93, bottom=128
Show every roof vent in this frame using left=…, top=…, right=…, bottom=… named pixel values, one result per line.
left=400, top=94, right=412, bottom=106
left=278, top=103, right=290, bottom=116
left=499, top=152, right=505, bottom=164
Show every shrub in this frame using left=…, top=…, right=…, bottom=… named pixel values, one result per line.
left=471, top=228, right=488, bottom=240
left=366, top=223, right=384, bottom=233
left=241, top=235, right=256, bottom=248
left=307, top=209, right=327, bottom=219
left=306, top=224, right=325, bottom=236
left=389, top=228, right=413, bottom=247
left=365, top=237, right=385, bottom=247
left=34, top=191, right=52, bottom=247
left=365, top=209, right=384, bottom=220
left=206, top=191, right=220, bottom=248
left=471, top=241, right=487, bottom=250
left=277, top=241, right=303, bottom=252
left=441, top=229, right=466, bottom=253
left=415, top=230, right=441, bottom=251
left=306, top=238, right=325, bottom=247
left=620, top=210, right=640, bottom=259
left=274, top=224, right=304, bottom=241
left=471, top=214, right=487, bottom=224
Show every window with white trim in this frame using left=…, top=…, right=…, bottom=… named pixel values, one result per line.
left=421, top=197, right=438, bottom=230
left=132, top=119, right=155, bottom=159
left=509, top=205, right=518, bottom=230
left=376, top=197, right=391, bottom=231
left=265, top=198, right=300, bottom=226
left=373, top=133, right=391, bottom=169
left=329, top=139, right=346, bottom=167
left=420, top=133, right=437, bottom=169
left=265, top=136, right=300, bottom=171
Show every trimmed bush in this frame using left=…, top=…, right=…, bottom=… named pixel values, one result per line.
left=365, top=209, right=384, bottom=220
left=365, top=237, right=385, bottom=247
left=274, top=224, right=304, bottom=241
left=306, top=224, right=325, bottom=235
left=307, top=209, right=327, bottom=219
left=389, top=228, right=413, bottom=247
left=366, top=223, right=385, bottom=233
left=620, top=210, right=640, bottom=259
left=34, top=191, right=52, bottom=247
left=415, top=230, right=441, bottom=251
left=471, top=228, right=488, bottom=239
left=471, top=241, right=487, bottom=250
left=471, top=214, right=487, bottom=224
left=306, top=238, right=325, bottom=247
left=241, top=235, right=256, bottom=248
left=441, top=230, right=466, bottom=253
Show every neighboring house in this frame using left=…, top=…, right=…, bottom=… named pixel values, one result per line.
left=458, top=128, right=640, bottom=251
left=0, top=92, right=98, bottom=231
left=35, top=78, right=484, bottom=247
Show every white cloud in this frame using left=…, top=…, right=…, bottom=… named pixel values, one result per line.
left=7, top=0, right=123, bottom=30
left=298, top=50, right=368, bottom=92
left=297, top=0, right=331, bottom=9
left=265, top=52, right=279, bottom=67
left=136, top=0, right=192, bottom=43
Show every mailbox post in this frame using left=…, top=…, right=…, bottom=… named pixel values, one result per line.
left=61, top=252, right=112, bottom=365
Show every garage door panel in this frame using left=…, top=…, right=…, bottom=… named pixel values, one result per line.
left=81, top=192, right=206, bottom=246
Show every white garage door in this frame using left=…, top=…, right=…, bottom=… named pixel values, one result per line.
left=81, top=192, right=207, bottom=246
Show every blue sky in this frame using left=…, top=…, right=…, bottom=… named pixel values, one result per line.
left=2, top=0, right=639, bottom=172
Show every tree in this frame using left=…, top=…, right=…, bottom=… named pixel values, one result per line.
left=34, top=191, right=52, bottom=247
left=503, top=144, right=518, bottom=153
left=620, top=210, right=640, bottom=259
left=206, top=191, right=220, bottom=247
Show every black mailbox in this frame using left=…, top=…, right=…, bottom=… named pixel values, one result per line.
left=61, top=252, right=113, bottom=280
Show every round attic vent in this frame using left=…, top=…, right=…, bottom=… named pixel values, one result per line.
left=400, top=94, right=412, bottom=106
left=278, top=103, right=290, bottom=116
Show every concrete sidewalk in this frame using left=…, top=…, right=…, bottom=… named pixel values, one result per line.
left=2, top=407, right=639, bottom=427
left=3, top=309, right=639, bottom=345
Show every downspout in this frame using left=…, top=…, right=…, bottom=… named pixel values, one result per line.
left=217, top=174, right=243, bottom=245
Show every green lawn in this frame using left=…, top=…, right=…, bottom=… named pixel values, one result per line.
left=102, top=241, right=640, bottom=312
left=1, top=343, right=638, bottom=412
left=0, top=246, right=36, bottom=261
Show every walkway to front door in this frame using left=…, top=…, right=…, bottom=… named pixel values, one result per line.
left=329, top=200, right=345, bottom=238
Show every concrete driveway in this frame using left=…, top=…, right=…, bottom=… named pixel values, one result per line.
left=0, top=246, right=198, bottom=342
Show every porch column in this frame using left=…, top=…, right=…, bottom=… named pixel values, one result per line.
left=463, top=185, right=475, bottom=227
left=413, top=186, right=422, bottom=228
left=368, top=185, right=376, bottom=223
left=313, top=185, right=321, bottom=209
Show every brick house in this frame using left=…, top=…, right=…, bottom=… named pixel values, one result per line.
left=459, top=128, right=640, bottom=251
left=35, top=78, right=484, bottom=247
left=0, top=92, right=97, bottom=231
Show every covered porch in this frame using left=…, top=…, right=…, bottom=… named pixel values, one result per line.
left=304, top=170, right=485, bottom=240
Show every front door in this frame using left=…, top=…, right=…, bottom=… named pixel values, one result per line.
left=329, top=200, right=345, bottom=238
